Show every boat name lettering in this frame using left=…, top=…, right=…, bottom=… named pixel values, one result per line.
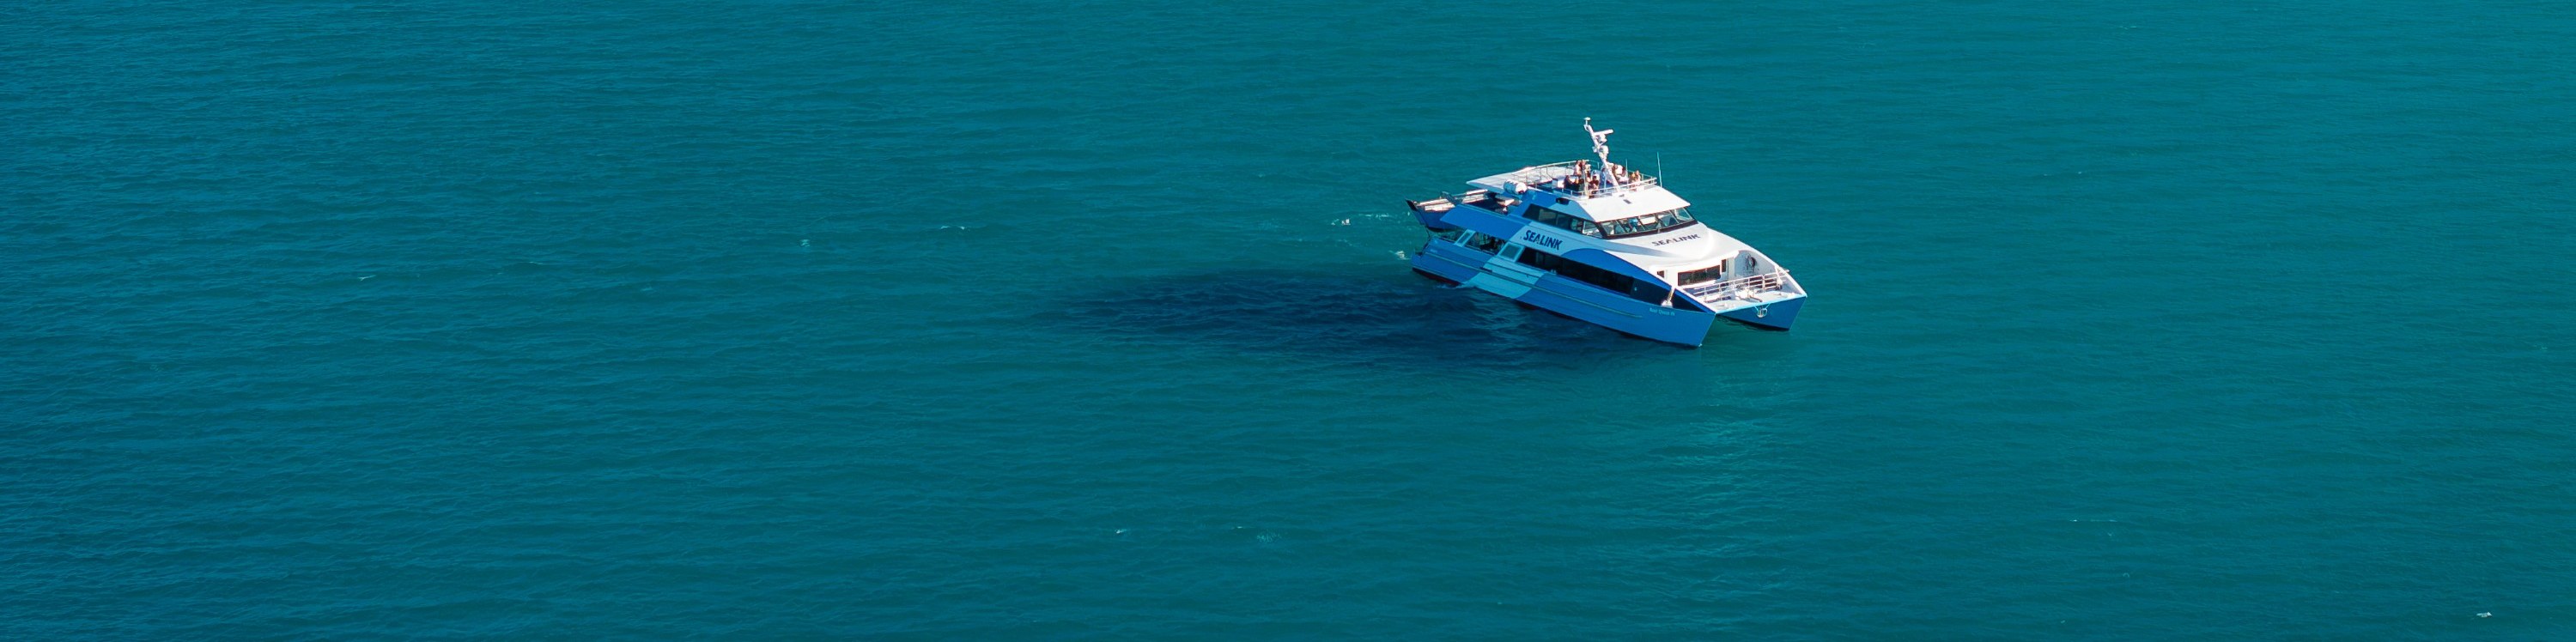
left=1651, top=233, right=1703, bottom=246
left=1519, top=231, right=1564, bottom=250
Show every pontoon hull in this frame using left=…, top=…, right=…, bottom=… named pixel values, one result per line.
left=1716, top=295, right=1804, bottom=331
left=1411, top=242, right=1722, bottom=347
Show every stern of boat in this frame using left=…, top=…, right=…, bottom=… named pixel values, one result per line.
left=1683, top=270, right=1806, bottom=331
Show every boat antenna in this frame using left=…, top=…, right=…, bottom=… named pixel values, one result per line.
left=1584, top=118, right=1619, bottom=188
left=1656, top=151, right=1664, bottom=189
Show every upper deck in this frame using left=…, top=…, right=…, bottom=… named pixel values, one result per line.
left=1467, top=160, right=1664, bottom=199
left=1446, top=120, right=1693, bottom=223
left=1465, top=160, right=1692, bottom=223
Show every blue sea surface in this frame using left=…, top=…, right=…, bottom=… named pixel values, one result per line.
left=8, top=1, right=2575, bottom=638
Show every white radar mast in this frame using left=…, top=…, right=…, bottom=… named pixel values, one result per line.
left=1584, top=118, right=1620, bottom=188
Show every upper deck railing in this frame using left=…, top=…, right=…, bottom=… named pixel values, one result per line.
left=1494, top=160, right=1662, bottom=198
left=1683, top=270, right=1790, bottom=301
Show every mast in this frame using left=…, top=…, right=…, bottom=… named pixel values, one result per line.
left=1584, top=118, right=1619, bottom=189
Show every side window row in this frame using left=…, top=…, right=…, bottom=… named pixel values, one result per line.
left=1598, top=209, right=1699, bottom=239
left=1516, top=248, right=1674, bottom=305
left=1521, top=206, right=1605, bottom=238
left=1521, top=206, right=1701, bottom=239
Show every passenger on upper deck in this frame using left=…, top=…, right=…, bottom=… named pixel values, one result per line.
left=1550, top=160, right=1595, bottom=195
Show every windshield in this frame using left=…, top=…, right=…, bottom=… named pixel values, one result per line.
left=1599, top=209, right=1698, bottom=238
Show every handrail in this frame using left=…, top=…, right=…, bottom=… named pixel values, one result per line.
left=1683, top=270, right=1790, bottom=299
left=1494, top=160, right=1662, bottom=198
left=1558, top=174, right=1659, bottom=198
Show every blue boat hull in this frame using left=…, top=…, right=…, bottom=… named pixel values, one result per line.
left=1411, top=242, right=1722, bottom=347
left=1716, top=294, right=1804, bottom=331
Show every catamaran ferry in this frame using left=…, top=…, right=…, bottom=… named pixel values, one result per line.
left=1406, top=120, right=1805, bottom=346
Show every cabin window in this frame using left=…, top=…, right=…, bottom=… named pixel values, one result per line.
left=1598, top=208, right=1700, bottom=239
left=1514, top=246, right=1559, bottom=271
left=1522, top=206, right=1605, bottom=238
left=1676, top=265, right=1725, bottom=285
left=1515, top=248, right=1670, bottom=304
left=1461, top=231, right=1505, bottom=253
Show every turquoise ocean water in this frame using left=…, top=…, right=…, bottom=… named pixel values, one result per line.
left=9, top=1, right=2576, bottom=638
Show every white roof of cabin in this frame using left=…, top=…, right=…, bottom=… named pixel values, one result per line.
left=1553, top=186, right=1689, bottom=221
